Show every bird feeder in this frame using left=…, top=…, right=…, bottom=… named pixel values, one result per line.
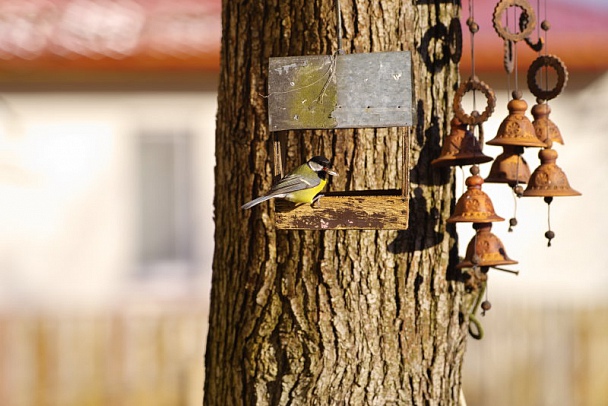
left=267, top=51, right=413, bottom=230
left=260, top=0, right=414, bottom=230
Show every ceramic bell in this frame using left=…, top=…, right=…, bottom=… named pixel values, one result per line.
left=485, top=145, right=531, bottom=186
left=531, top=102, right=564, bottom=145
left=448, top=168, right=504, bottom=223
left=432, top=117, right=493, bottom=167
left=457, top=223, right=518, bottom=269
left=523, top=146, right=580, bottom=197
left=487, top=94, right=547, bottom=148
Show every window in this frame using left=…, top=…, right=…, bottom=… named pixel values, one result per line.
left=137, top=129, right=194, bottom=277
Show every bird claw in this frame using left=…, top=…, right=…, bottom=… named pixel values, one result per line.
left=311, top=194, right=324, bottom=208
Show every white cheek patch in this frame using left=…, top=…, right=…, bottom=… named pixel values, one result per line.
left=308, top=161, right=324, bottom=172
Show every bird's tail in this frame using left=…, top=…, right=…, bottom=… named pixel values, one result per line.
left=241, top=194, right=274, bottom=209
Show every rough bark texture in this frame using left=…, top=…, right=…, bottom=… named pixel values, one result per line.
left=205, top=0, right=467, bottom=404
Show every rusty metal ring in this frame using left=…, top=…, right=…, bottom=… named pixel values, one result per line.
left=527, top=54, right=568, bottom=100
left=453, top=77, right=496, bottom=125
left=493, top=0, right=536, bottom=42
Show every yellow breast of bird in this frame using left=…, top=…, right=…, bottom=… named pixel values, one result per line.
left=284, top=179, right=327, bottom=204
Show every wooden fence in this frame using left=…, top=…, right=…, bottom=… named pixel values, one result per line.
left=0, top=306, right=208, bottom=406
left=463, top=305, right=608, bottom=406
left=0, top=304, right=606, bottom=406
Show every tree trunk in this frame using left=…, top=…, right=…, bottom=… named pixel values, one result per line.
left=205, top=0, right=467, bottom=404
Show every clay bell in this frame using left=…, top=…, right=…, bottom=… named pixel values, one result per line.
left=485, top=145, right=531, bottom=186
left=531, top=102, right=564, bottom=145
left=457, top=223, right=518, bottom=269
left=432, top=118, right=493, bottom=167
left=487, top=95, right=547, bottom=148
left=448, top=172, right=504, bottom=223
left=523, top=146, right=581, bottom=197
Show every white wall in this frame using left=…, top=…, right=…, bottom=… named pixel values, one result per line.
left=0, top=92, right=216, bottom=311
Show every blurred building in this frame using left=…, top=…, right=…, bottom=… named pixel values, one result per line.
left=0, top=0, right=221, bottom=310
left=0, top=1, right=220, bottom=405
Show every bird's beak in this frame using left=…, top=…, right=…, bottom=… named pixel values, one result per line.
left=326, top=167, right=338, bottom=176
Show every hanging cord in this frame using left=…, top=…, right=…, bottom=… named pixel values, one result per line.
left=513, top=6, right=520, bottom=98
left=545, top=196, right=554, bottom=246
left=542, top=0, right=550, bottom=94
left=467, top=0, right=478, bottom=110
left=509, top=189, right=518, bottom=232
left=543, top=0, right=548, bottom=56
left=481, top=285, right=491, bottom=316
left=509, top=149, right=523, bottom=231
left=505, top=10, right=512, bottom=96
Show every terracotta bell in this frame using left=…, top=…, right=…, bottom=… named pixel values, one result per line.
left=485, top=145, right=531, bottom=186
left=531, top=102, right=564, bottom=145
left=487, top=95, right=547, bottom=148
left=523, top=146, right=581, bottom=197
left=448, top=170, right=504, bottom=223
left=457, top=223, right=518, bottom=269
left=432, top=117, right=493, bottom=167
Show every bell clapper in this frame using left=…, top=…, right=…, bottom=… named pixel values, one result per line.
left=544, top=196, right=554, bottom=246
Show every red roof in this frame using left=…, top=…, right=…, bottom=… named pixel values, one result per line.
left=460, top=0, right=608, bottom=72
left=0, top=0, right=222, bottom=72
left=0, top=0, right=605, bottom=74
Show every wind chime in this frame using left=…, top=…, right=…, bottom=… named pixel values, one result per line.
left=432, top=1, right=517, bottom=339
left=522, top=30, right=581, bottom=246
left=436, top=0, right=581, bottom=339
left=432, top=0, right=522, bottom=338
left=487, top=0, right=580, bottom=245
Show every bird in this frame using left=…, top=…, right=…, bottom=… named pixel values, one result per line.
left=241, top=156, right=338, bottom=209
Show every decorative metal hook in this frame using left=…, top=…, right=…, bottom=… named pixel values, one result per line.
left=520, top=10, right=544, bottom=52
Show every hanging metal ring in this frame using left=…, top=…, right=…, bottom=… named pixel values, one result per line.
left=493, top=0, right=536, bottom=42
left=527, top=54, right=568, bottom=101
left=453, top=76, right=496, bottom=125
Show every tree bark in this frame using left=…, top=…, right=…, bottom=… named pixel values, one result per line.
left=205, top=0, right=467, bottom=404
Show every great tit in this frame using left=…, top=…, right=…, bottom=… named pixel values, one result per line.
left=241, top=156, right=338, bottom=209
